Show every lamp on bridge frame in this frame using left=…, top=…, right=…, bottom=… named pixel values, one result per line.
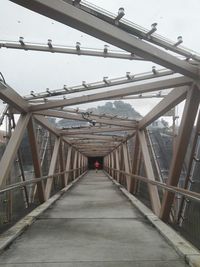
left=147, top=23, right=157, bottom=37
left=152, top=66, right=158, bottom=75
left=126, top=72, right=134, bottom=80
left=19, top=36, right=25, bottom=46
left=114, top=7, right=125, bottom=25
left=82, top=81, right=88, bottom=88
left=103, top=76, right=110, bottom=85
left=47, top=39, right=53, bottom=48
left=73, top=0, right=81, bottom=5
left=76, top=42, right=81, bottom=52
left=174, top=36, right=183, bottom=46
left=46, top=88, right=51, bottom=95
left=104, top=44, right=109, bottom=54
left=30, top=90, right=36, bottom=97
left=63, top=85, right=69, bottom=91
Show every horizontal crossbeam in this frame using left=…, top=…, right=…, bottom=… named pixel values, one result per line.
left=29, top=76, right=192, bottom=111
left=10, top=0, right=199, bottom=78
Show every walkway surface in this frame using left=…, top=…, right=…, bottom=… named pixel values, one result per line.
left=0, top=171, right=187, bottom=266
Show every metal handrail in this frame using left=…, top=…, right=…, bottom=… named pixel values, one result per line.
left=105, top=166, right=200, bottom=203
left=0, top=167, right=86, bottom=194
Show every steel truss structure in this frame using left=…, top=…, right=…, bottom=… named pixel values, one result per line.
left=1, top=0, right=200, bottom=249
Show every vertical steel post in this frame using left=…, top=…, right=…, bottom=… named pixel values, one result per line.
left=65, top=146, right=72, bottom=185
left=138, top=130, right=161, bottom=216
left=131, top=133, right=140, bottom=193
left=73, top=150, right=78, bottom=180
left=122, top=142, right=132, bottom=191
left=27, top=117, right=45, bottom=203
left=45, top=137, right=61, bottom=199
left=160, top=85, right=200, bottom=221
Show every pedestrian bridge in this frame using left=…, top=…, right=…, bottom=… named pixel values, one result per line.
left=1, top=0, right=200, bottom=266
left=0, top=171, right=195, bottom=266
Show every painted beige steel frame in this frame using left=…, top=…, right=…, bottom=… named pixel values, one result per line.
left=160, top=85, right=200, bottom=221
left=45, top=137, right=61, bottom=199
left=0, top=114, right=31, bottom=186
left=27, top=117, right=45, bottom=203
left=138, top=130, right=161, bottom=216
left=10, top=0, right=199, bottom=78
left=30, top=76, right=192, bottom=111
left=139, top=86, right=188, bottom=130
left=0, top=82, right=29, bottom=113
left=33, top=109, right=137, bottom=128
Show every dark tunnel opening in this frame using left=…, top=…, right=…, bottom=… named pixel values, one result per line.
left=88, top=157, right=103, bottom=170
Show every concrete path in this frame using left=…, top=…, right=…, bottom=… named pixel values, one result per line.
left=0, top=171, right=187, bottom=266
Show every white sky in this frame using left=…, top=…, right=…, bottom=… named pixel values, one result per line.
left=0, top=0, right=200, bottom=118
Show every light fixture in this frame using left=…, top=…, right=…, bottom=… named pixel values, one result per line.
left=47, top=39, right=53, bottom=48
left=82, top=81, right=88, bottom=88
left=152, top=66, right=157, bottom=75
left=63, top=85, right=68, bottom=91
left=174, top=36, right=183, bottom=46
left=126, top=72, right=134, bottom=80
left=19, top=36, right=25, bottom=46
left=104, top=44, right=109, bottom=54
left=147, top=23, right=157, bottom=37
left=46, top=88, right=51, bottom=95
left=114, top=7, right=125, bottom=24
left=103, top=76, right=109, bottom=85
left=73, top=0, right=81, bottom=5
left=30, top=90, right=35, bottom=96
left=76, top=42, right=81, bottom=52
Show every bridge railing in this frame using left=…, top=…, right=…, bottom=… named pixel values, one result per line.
left=104, top=166, right=200, bottom=249
left=0, top=167, right=87, bottom=232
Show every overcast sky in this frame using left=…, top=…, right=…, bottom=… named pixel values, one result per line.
left=0, top=0, right=200, bottom=117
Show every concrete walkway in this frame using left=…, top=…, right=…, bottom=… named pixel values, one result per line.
left=0, top=171, right=187, bottom=266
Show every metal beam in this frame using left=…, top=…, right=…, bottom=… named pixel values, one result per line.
left=138, top=130, right=161, bottom=216
left=60, top=127, right=134, bottom=135
left=0, top=82, right=29, bottom=113
left=0, top=114, right=31, bottom=187
left=59, top=140, right=66, bottom=188
left=10, top=0, right=198, bottom=78
left=33, top=109, right=137, bottom=128
left=114, top=148, right=120, bottom=182
left=73, top=150, right=78, bottom=180
left=25, top=69, right=173, bottom=101
left=33, top=115, right=60, bottom=137
left=139, top=86, right=189, bottom=129
left=27, top=116, right=45, bottom=203
left=62, top=0, right=200, bottom=62
left=131, top=133, right=140, bottom=193
left=65, top=146, right=72, bottom=185
left=0, top=40, right=144, bottom=61
left=122, top=143, right=132, bottom=191
left=45, top=137, right=61, bottom=199
left=64, top=134, right=123, bottom=141
left=30, top=76, right=192, bottom=111
left=160, top=85, right=200, bottom=221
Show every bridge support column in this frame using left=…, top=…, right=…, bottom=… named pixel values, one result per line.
left=45, top=137, right=61, bottom=200
left=111, top=152, right=115, bottom=178
left=160, top=85, right=200, bottom=221
left=27, top=116, right=45, bottom=203
left=73, top=150, right=78, bottom=180
left=115, top=148, right=120, bottom=182
left=131, top=133, right=140, bottom=194
left=65, top=146, right=72, bottom=185
left=122, top=142, right=132, bottom=192
left=59, top=140, right=66, bottom=188
left=138, top=130, right=161, bottom=216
